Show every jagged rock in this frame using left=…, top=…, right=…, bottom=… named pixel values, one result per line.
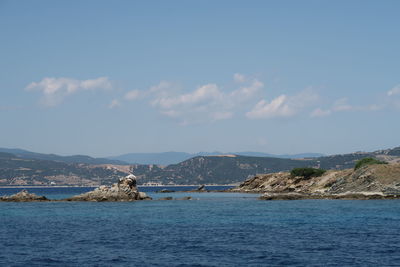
left=158, top=196, right=193, bottom=200
left=176, top=196, right=192, bottom=200
left=197, top=185, right=206, bottom=191
left=65, top=175, right=151, bottom=202
left=159, top=197, right=173, bottom=200
left=157, top=189, right=175, bottom=193
left=0, top=190, right=49, bottom=202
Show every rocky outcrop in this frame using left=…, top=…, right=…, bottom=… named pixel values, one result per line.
left=258, top=192, right=399, bottom=200
left=157, top=189, right=175, bottom=193
left=327, top=163, right=400, bottom=194
left=159, top=197, right=174, bottom=200
left=183, top=185, right=209, bottom=193
left=231, top=163, right=400, bottom=200
left=197, top=185, right=205, bottom=191
left=0, top=190, right=49, bottom=202
left=158, top=196, right=192, bottom=201
left=65, top=175, right=151, bottom=202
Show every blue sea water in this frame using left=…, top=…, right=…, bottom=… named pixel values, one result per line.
left=1, top=187, right=400, bottom=266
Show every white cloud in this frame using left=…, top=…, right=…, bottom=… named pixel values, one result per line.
left=388, top=85, right=400, bottom=96
left=26, top=77, right=112, bottom=106
left=309, top=98, right=349, bottom=118
left=80, top=77, right=112, bottom=90
left=151, top=84, right=222, bottom=109
left=149, top=81, right=173, bottom=93
left=289, top=88, right=319, bottom=108
left=310, top=97, right=383, bottom=118
left=310, top=108, right=332, bottom=117
left=233, top=73, right=246, bottom=83
left=230, top=80, right=264, bottom=101
left=108, top=99, right=121, bottom=109
left=246, top=95, right=293, bottom=119
left=246, top=89, right=319, bottom=119
left=148, top=76, right=264, bottom=123
left=124, top=90, right=141, bottom=100
left=112, top=74, right=263, bottom=123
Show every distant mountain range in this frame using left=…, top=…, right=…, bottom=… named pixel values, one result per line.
left=0, top=147, right=324, bottom=165
left=108, top=151, right=325, bottom=165
left=0, top=146, right=399, bottom=186
left=0, top=148, right=127, bottom=165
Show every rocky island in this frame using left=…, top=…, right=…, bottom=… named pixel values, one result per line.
left=230, top=161, right=400, bottom=200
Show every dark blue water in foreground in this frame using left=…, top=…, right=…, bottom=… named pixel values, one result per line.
left=1, top=187, right=400, bottom=266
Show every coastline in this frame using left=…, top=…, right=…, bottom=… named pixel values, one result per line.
left=0, top=184, right=237, bottom=189
left=0, top=185, right=97, bottom=188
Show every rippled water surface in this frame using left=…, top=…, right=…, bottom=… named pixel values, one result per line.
left=1, top=187, right=400, bottom=266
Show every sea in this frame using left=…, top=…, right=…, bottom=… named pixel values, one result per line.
left=1, top=186, right=400, bottom=266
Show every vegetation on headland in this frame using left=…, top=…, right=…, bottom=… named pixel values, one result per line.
left=354, top=157, right=387, bottom=170
left=290, top=167, right=326, bottom=179
left=233, top=162, right=400, bottom=200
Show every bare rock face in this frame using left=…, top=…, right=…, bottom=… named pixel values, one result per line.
left=0, top=189, right=49, bottom=202
left=233, top=163, right=400, bottom=200
left=65, top=175, right=152, bottom=202
left=327, top=164, right=400, bottom=195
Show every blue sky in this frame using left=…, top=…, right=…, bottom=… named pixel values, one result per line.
left=1, top=0, right=399, bottom=157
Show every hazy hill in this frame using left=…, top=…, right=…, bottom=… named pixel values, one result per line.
left=131, top=155, right=317, bottom=184
left=132, top=151, right=394, bottom=185
left=109, top=151, right=324, bottom=165
left=0, top=147, right=324, bottom=166
left=109, top=152, right=194, bottom=165
left=0, top=152, right=130, bottom=186
left=0, top=148, right=128, bottom=165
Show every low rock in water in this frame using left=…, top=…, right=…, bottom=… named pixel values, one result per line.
left=0, top=190, right=49, bottom=202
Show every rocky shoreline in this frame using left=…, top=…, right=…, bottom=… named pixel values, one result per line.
left=230, top=163, right=400, bottom=200
left=258, top=192, right=399, bottom=200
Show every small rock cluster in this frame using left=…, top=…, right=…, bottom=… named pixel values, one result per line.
left=0, top=190, right=48, bottom=202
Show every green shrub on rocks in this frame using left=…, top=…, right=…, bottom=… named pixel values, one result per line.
left=290, top=167, right=326, bottom=179
left=354, top=157, right=387, bottom=170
